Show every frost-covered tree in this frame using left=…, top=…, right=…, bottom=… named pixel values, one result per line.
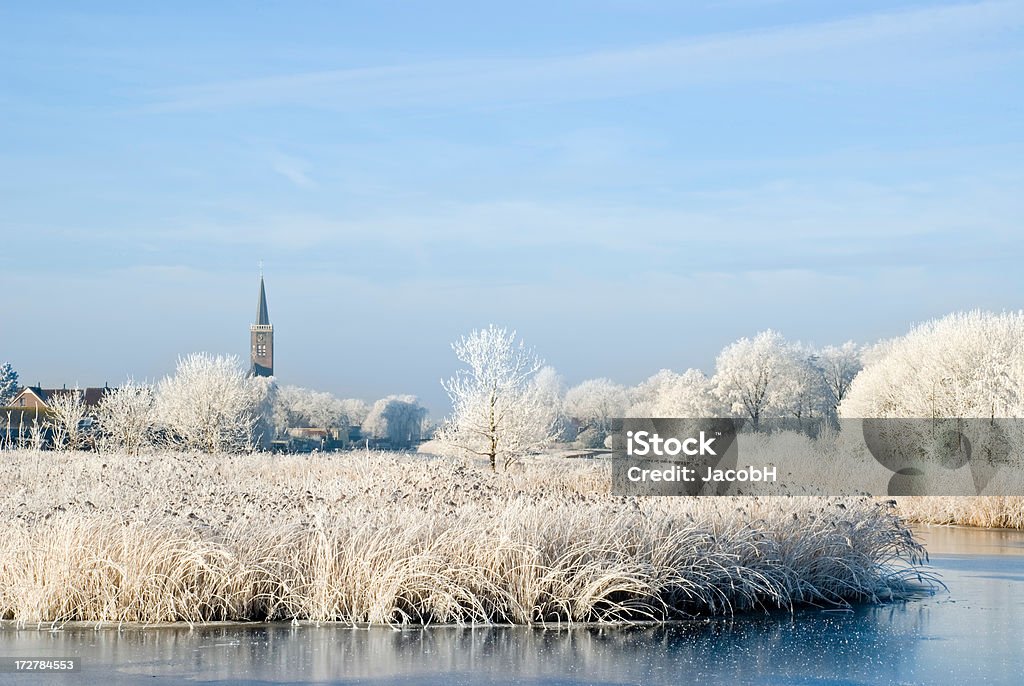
left=96, top=380, right=155, bottom=455
left=272, top=386, right=300, bottom=435
left=340, top=398, right=370, bottom=427
left=46, top=388, right=89, bottom=450
left=531, top=365, right=566, bottom=439
left=362, top=394, right=428, bottom=448
left=275, top=386, right=350, bottom=432
left=627, top=370, right=673, bottom=417
left=250, top=376, right=279, bottom=450
left=437, top=325, right=560, bottom=472
left=628, top=368, right=718, bottom=418
left=818, top=341, right=863, bottom=415
left=840, top=311, right=1024, bottom=418
left=565, top=378, right=628, bottom=445
left=154, top=353, right=261, bottom=453
left=0, top=362, right=18, bottom=406
left=713, top=330, right=803, bottom=430
left=787, top=353, right=827, bottom=427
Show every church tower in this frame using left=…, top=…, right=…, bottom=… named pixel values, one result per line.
left=250, top=275, right=274, bottom=377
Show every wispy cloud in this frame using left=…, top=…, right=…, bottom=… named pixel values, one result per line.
left=143, top=1, right=1023, bottom=113
left=271, top=154, right=316, bottom=189
left=107, top=167, right=1021, bottom=280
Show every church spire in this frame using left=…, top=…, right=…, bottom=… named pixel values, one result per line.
left=256, top=275, right=270, bottom=326
left=250, top=273, right=274, bottom=378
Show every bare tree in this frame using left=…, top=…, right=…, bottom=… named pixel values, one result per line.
left=25, top=412, right=46, bottom=451
left=7, top=407, right=47, bottom=451
left=46, top=388, right=89, bottom=450
left=1, top=411, right=12, bottom=449
left=436, top=325, right=559, bottom=472
left=154, top=353, right=260, bottom=453
left=96, top=380, right=155, bottom=455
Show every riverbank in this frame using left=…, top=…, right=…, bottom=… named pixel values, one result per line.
left=896, top=496, right=1024, bottom=529
left=6, top=526, right=1019, bottom=685
left=0, top=450, right=929, bottom=625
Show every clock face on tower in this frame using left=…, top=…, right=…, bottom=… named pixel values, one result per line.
left=257, top=334, right=265, bottom=343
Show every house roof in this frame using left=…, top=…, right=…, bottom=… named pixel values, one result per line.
left=17, top=386, right=112, bottom=407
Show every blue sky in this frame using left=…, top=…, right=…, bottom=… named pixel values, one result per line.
left=1, top=1, right=1022, bottom=413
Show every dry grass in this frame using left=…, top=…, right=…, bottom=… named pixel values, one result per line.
left=896, top=496, right=1024, bottom=529
left=0, top=450, right=933, bottom=625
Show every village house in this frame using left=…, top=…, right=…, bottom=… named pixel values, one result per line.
left=9, top=385, right=112, bottom=410
left=2, top=386, right=112, bottom=448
